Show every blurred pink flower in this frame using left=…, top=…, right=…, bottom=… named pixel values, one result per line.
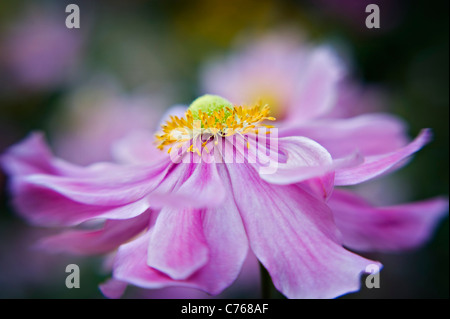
left=0, top=7, right=84, bottom=92
left=49, top=79, right=165, bottom=165
left=200, top=34, right=386, bottom=121
left=2, top=86, right=445, bottom=299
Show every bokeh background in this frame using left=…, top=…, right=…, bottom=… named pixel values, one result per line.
left=0, top=0, right=448, bottom=298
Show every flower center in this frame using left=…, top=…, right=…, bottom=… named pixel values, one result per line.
left=155, top=94, right=275, bottom=154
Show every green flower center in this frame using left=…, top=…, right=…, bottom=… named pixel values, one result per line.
left=188, top=94, right=233, bottom=121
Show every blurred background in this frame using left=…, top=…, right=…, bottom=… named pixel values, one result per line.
left=0, top=0, right=448, bottom=298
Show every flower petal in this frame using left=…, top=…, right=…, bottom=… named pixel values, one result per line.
left=335, top=129, right=432, bottom=186
left=280, top=113, right=409, bottom=158
left=21, top=161, right=169, bottom=206
left=285, top=47, right=344, bottom=123
left=113, top=165, right=248, bottom=295
left=250, top=136, right=334, bottom=184
left=1, top=132, right=88, bottom=176
left=187, top=164, right=249, bottom=294
left=36, top=210, right=151, bottom=255
left=112, top=231, right=178, bottom=290
left=246, top=135, right=337, bottom=200
left=10, top=180, right=152, bottom=226
left=226, top=162, right=380, bottom=299
left=1, top=132, right=55, bottom=175
left=149, top=161, right=226, bottom=209
left=330, top=189, right=449, bottom=252
left=99, top=278, right=128, bottom=299
left=112, top=130, right=166, bottom=165
left=147, top=208, right=209, bottom=280
left=111, top=105, right=188, bottom=165
left=3, top=133, right=227, bottom=227
left=227, top=135, right=360, bottom=200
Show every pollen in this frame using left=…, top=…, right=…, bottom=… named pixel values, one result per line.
left=155, top=94, right=275, bottom=154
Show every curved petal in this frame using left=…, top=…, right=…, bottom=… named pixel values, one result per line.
left=186, top=164, right=248, bottom=295
left=112, top=130, right=167, bottom=165
left=226, top=162, right=380, bottom=299
left=36, top=210, right=151, bottom=255
left=111, top=105, right=188, bottom=165
left=147, top=208, right=209, bottom=280
left=248, top=135, right=337, bottom=200
left=1, top=132, right=55, bottom=175
left=113, top=166, right=248, bottom=295
left=335, top=129, right=432, bottom=186
left=330, top=189, right=449, bottom=252
left=21, top=162, right=170, bottom=206
left=2, top=133, right=226, bottom=227
left=3, top=132, right=159, bottom=200
left=148, top=160, right=226, bottom=209
left=251, top=136, right=334, bottom=184
left=225, top=135, right=361, bottom=200
left=280, top=113, right=409, bottom=158
left=99, top=278, right=128, bottom=299
left=1, top=132, right=91, bottom=177
left=22, top=160, right=225, bottom=211
left=284, top=46, right=344, bottom=123
left=10, top=180, right=152, bottom=226
left=11, top=161, right=225, bottom=226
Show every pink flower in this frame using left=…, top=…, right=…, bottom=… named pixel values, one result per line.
left=49, top=79, right=165, bottom=165
left=0, top=7, right=84, bottom=92
left=2, top=91, right=446, bottom=299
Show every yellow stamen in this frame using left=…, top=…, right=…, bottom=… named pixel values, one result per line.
left=155, top=100, right=276, bottom=154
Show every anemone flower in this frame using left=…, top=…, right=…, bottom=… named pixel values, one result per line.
left=2, top=93, right=446, bottom=299
left=49, top=79, right=164, bottom=165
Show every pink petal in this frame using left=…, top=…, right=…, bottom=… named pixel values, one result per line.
left=330, top=189, right=449, bottom=252
left=1, top=132, right=75, bottom=176
left=20, top=162, right=169, bottom=206
left=111, top=105, right=188, bottom=165
left=229, top=135, right=360, bottom=200
left=3, top=133, right=227, bottom=227
left=112, top=130, right=167, bottom=165
left=10, top=180, right=152, bottom=226
left=147, top=208, right=209, bottom=280
left=285, top=47, right=344, bottom=123
left=217, top=134, right=334, bottom=197
left=36, top=210, right=151, bottom=255
left=99, top=278, right=128, bottom=299
left=149, top=161, right=226, bottom=209
left=186, top=164, right=249, bottom=294
left=335, top=129, right=432, bottom=185
left=247, top=135, right=336, bottom=200
left=280, top=113, right=409, bottom=158
left=113, top=166, right=248, bottom=295
left=112, top=231, right=177, bottom=290
left=226, top=162, right=380, bottom=299
left=23, top=160, right=224, bottom=210
left=249, top=136, right=334, bottom=185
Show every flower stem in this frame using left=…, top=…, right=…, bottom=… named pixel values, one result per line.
left=259, top=262, right=272, bottom=299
